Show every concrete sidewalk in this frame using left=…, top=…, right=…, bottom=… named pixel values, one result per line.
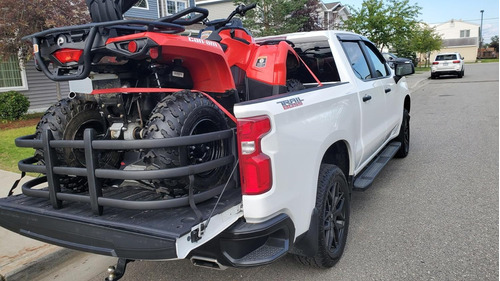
left=0, top=170, right=65, bottom=281
left=0, top=71, right=430, bottom=281
left=0, top=170, right=117, bottom=281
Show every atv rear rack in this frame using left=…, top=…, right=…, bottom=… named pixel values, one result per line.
left=15, top=128, right=236, bottom=215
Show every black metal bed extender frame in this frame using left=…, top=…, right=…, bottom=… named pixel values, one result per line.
left=15, top=128, right=237, bottom=216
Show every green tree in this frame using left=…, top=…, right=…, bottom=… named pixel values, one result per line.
left=412, top=24, right=442, bottom=67
left=343, top=0, right=421, bottom=51
left=489, top=35, right=499, bottom=53
left=0, top=0, right=90, bottom=62
left=234, top=0, right=321, bottom=36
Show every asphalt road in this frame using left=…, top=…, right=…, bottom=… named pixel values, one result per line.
left=79, top=63, right=498, bottom=281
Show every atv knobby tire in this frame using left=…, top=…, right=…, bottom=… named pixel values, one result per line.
left=35, top=98, right=120, bottom=192
left=142, top=90, right=230, bottom=197
left=286, top=79, right=305, bottom=92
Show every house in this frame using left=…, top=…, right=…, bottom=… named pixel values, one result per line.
left=430, top=19, right=480, bottom=62
left=124, top=0, right=196, bottom=19
left=478, top=47, right=498, bottom=59
left=318, top=2, right=350, bottom=30
left=196, top=0, right=235, bottom=20
left=0, top=57, right=70, bottom=113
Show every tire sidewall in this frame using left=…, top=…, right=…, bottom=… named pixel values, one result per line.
left=143, top=91, right=230, bottom=194
left=395, top=109, right=410, bottom=158
left=316, top=164, right=350, bottom=267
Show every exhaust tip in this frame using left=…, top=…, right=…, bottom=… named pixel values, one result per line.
left=190, top=256, right=227, bottom=270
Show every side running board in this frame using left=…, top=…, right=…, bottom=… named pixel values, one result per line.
left=353, top=142, right=401, bottom=191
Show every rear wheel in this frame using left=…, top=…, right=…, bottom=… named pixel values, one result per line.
left=35, top=98, right=121, bottom=192
left=142, top=91, right=230, bottom=197
left=295, top=164, right=350, bottom=268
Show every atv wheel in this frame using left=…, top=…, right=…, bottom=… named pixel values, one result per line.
left=286, top=79, right=305, bottom=92
left=142, top=90, right=230, bottom=197
left=35, top=98, right=121, bottom=192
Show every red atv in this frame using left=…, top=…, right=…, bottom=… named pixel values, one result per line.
left=21, top=2, right=308, bottom=208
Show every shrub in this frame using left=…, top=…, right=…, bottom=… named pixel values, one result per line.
left=0, top=91, right=30, bottom=120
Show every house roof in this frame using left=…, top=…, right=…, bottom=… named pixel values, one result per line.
left=324, top=2, right=340, bottom=10
left=434, top=19, right=479, bottom=28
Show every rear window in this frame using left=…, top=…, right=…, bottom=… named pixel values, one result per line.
left=292, top=40, right=341, bottom=83
left=436, top=54, right=457, bottom=61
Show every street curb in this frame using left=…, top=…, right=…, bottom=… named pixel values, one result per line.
left=4, top=248, right=78, bottom=281
left=411, top=76, right=429, bottom=92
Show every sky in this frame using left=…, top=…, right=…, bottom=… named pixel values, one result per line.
left=325, top=0, right=499, bottom=43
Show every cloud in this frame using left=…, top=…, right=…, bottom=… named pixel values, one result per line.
left=481, top=22, right=499, bottom=43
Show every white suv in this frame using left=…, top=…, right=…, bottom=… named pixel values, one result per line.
left=431, top=53, right=465, bottom=79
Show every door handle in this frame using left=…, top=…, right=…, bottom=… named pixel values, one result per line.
left=385, top=88, right=391, bottom=93
left=363, top=95, right=372, bottom=102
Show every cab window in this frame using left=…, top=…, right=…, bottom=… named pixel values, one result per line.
left=363, top=44, right=389, bottom=78
left=342, top=41, right=371, bottom=80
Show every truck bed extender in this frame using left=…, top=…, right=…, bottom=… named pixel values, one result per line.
left=0, top=3, right=414, bottom=280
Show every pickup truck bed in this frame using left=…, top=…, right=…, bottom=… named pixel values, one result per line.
left=0, top=181, right=241, bottom=260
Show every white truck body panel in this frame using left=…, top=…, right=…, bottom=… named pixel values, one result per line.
left=233, top=30, right=410, bottom=240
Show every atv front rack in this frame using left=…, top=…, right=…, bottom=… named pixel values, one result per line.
left=15, top=128, right=236, bottom=215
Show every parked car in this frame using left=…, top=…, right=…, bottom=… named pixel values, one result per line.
left=382, top=52, right=413, bottom=67
left=431, top=53, right=465, bottom=79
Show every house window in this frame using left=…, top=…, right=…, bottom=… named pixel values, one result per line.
left=0, top=56, right=27, bottom=91
left=134, top=0, right=148, bottom=9
left=160, top=0, right=187, bottom=16
left=460, top=29, right=470, bottom=38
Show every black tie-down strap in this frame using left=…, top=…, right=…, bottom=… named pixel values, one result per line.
left=8, top=172, right=26, bottom=197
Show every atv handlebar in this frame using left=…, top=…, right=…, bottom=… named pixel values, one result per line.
left=237, top=3, right=257, bottom=15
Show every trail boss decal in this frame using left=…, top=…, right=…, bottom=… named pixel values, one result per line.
left=277, top=97, right=304, bottom=110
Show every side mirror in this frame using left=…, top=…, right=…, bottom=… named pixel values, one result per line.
left=394, top=61, right=414, bottom=83
left=461, top=57, right=465, bottom=60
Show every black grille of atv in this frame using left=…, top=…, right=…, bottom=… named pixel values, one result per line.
left=15, top=128, right=236, bottom=215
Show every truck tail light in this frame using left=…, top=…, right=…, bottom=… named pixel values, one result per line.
left=237, top=116, right=272, bottom=195
left=52, top=48, right=83, bottom=64
left=432, top=61, right=439, bottom=65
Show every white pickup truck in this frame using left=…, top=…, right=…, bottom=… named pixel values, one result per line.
left=0, top=9, right=413, bottom=279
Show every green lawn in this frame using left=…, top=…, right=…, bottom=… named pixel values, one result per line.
left=477, top=58, right=499, bottom=63
left=0, top=126, right=37, bottom=173
left=414, top=66, right=430, bottom=74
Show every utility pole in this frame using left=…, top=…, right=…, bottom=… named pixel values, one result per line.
left=479, top=10, right=484, bottom=59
